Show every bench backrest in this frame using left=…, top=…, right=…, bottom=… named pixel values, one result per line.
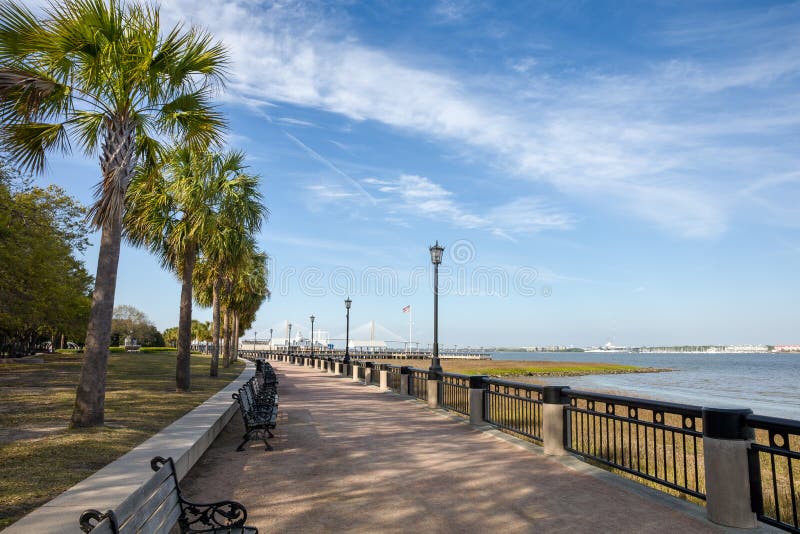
left=116, top=457, right=182, bottom=533
left=80, top=457, right=181, bottom=533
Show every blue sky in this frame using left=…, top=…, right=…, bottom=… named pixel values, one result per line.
left=33, top=0, right=800, bottom=347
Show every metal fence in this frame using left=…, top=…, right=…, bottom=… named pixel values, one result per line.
left=386, top=366, right=402, bottom=392
left=437, top=373, right=470, bottom=416
left=370, top=364, right=381, bottom=385
left=484, top=379, right=543, bottom=442
left=409, top=368, right=428, bottom=401
left=565, top=390, right=705, bottom=500
left=748, top=414, right=800, bottom=532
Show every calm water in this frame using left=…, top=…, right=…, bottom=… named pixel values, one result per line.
left=492, top=351, right=800, bottom=420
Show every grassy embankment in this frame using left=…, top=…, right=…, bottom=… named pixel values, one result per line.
left=0, top=352, right=244, bottom=529
left=373, top=357, right=666, bottom=381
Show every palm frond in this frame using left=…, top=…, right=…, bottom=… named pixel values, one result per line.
left=0, top=68, right=72, bottom=123
left=1, top=121, right=69, bottom=172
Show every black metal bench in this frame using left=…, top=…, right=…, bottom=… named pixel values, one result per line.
left=233, top=376, right=278, bottom=451
left=231, top=361, right=279, bottom=451
left=79, top=456, right=257, bottom=533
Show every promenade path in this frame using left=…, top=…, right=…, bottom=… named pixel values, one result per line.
left=180, top=361, right=727, bottom=533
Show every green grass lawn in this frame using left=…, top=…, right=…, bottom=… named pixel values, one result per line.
left=0, top=352, right=244, bottom=529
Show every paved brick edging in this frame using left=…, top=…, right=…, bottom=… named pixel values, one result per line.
left=2, top=360, right=254, bottom=534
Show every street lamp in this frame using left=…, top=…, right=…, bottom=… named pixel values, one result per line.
left=310, top=315, right=315, bottom=357
left=287, top=322, right=292, bottom=355
left=344, top=298, right=352, bottom=364
left=253, top=330, right=257, bottom=352
left=429, top=240, right=444, bottom=378
left=269, top=328, right=273, bottom=348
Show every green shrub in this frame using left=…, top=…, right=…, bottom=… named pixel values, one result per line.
left=139, top=347, right=176, bottom=353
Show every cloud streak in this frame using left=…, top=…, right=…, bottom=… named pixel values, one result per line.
left=162, top=0, right=800, bottom=238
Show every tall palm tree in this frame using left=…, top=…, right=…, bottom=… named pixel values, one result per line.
left=195, top=233, right=265, bottom=376
left=125, top=148, right=263, bottom=391
left=0, top=0, right=228, bottom=426
left=225, top=250, right=269, bottom=363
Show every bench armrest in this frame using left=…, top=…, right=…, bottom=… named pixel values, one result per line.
left=179, top=499, right=249, bottom=533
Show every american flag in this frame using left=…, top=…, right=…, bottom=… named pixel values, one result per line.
left=402, top=305, right=411, bottom=313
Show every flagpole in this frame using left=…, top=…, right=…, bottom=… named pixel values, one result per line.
left=408, top=306, right=412, bottom=353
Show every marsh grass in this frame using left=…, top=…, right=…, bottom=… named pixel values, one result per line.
left=0, top=352, right=244, bottom=529
left=752, top=430, right=800, bottom=528
left=373, top=358, right=664, bottom=378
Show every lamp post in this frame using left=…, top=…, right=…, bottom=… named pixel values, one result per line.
left=429, top=241, right=444, bottom=378
left=287, top=322, right=292, bottom=355
left=344, top=298, right=352, bottom=364
left=268, top=328, right=273, bottom=348
left=253, top=330, right=257, bottom=351
left=310, top=315, right=315, bottom=358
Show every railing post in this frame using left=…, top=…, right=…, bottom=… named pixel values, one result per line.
left=427, top=374, right=440, bottom=409
left=400, top=366, right=411, bottom=396
left=334, top=361, right=343, bottom=376
left=352, top=362, right=360, bottom=382
left=542, top=386, right=570, bottom=456
left=468, top=375, right=488, bottom=425
left=702, top=407, right=757, bottom=529
left=379, top=367, right=389, bottom=391
left=364, top=363, right=373, bottom=385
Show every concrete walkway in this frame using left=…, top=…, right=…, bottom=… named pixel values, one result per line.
left=180, top=362, right=727, bottom=533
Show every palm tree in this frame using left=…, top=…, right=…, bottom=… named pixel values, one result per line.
left=225, top=251, right=270, bottom=363
left=194, top=233, right=265, bottom=375
left=0, top=0, right=228, bottom=426
left=125, top=148, right=263, bottom=391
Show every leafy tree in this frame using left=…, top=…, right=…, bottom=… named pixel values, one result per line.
left=0, top=161, right=92, bottom=355
left=0, top=0, right=228, bottom=426
left=125, top=148, right=263, bottom=390
left=110, top=305, right=163, bottom=347
left=163, top=326, right=178, bottom=348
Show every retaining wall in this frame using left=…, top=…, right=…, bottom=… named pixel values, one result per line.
left=2, top=360, right=254, bottom=534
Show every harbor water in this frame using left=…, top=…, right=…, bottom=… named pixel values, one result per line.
left=493, top=351, right=800, bottom=419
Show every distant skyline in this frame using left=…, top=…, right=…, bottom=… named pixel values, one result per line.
left=30, top=0, right=800, bottom=347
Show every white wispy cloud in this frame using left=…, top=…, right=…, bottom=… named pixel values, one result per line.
left=161, top=0, right=800, bottom=238
left=276, top=117, right=315, bottom=127
left=283, top=132, right=376, bottom=204
left=361, top=174, right=574, bottom=237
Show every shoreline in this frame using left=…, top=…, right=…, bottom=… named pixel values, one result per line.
left=372, top=357, right=670, bottom=380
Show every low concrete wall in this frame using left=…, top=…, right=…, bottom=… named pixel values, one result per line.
left=3, top=360, right=254, bottom=534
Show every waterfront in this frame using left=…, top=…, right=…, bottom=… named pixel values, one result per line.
left=496, top=351, right=800, bottom=419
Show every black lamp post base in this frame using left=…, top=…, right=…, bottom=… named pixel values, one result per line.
left=428, top=357, right=443, bottom=379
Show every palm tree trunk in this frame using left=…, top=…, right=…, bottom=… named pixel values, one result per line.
left=222, top=306, right=231, bottom=367
left=233, top=313, right=239, bottom=362
left=70, top=214, right=122, bottom=427
left=176, top=244, right=196, bottom=392
left=210, top=276, right=221, bottom=377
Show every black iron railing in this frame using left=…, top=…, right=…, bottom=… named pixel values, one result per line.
left=370, top=364, right=381, bottom=385
left=484, top=379, right=543, bottom=442
left=565, top=390, right=705, bottom=500
left=748, top=415, right=800, bottom=532
left=357, top=364, right=365, bottom=379
left=409, top=368, right=428, bottom=401
left=386, top=366, right=402, bottom=392
left=438, top=373, right=470, bottom=416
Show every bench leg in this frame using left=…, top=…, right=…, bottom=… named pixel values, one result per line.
left=266, top=428, right=274, bottom=438
left=236, top=432, right=251, bottom=452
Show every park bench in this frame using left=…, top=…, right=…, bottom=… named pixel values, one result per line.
left=79, top=456, right=257, bottom=533
left=233, top=362, right=279, bottom=451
